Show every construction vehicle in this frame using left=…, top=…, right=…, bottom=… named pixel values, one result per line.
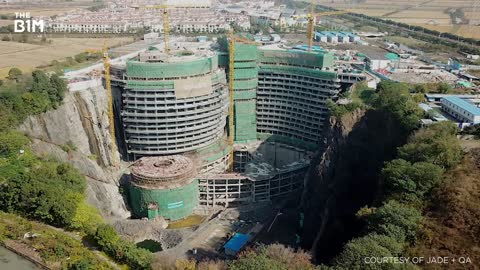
left=227, top=29, right=259, bottom=171
left=102, top=43, right=118, bottom=166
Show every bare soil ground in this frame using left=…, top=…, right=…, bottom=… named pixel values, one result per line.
left=315, top=0, right=480, bottom=39
left=0, top=37, right=133, bottom=78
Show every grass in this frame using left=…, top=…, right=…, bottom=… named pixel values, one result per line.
left=351, top=82, right=375, bottom=105
left=167, top=215, right=206, bottom=229
left=0, top=37, right=133, bottom=78
left=387, top=35, right=427, bottom=47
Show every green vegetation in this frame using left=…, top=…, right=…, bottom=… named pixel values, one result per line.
left=398, top=121, right=462, bottom=169
left=40, top=52, right=103, bottom=74
left=94, top=224, right=153, bottom=269
left=382, top=160, right=444, bottom=202
left=364, top=200, right=422, bottom=243
left=329, top=81, right=421, bottom=133
left=0, top=212, right=113, bottom=269
left=7, top=68, right=22, bottom=81
left=167, top=215, right=206, bottom=229
left=326, top=99, right=365, bottom=118
left=0, top=132, right=86, bottom=227
left=324, top=81, right=463, bottom=269
left=0, top=72, right=153, bottom=269
left=373, top=81, right=422, bottom=131
left=0, top=69, right=68, bottom=131
left=229, top=244, right=317, bottom=270
left=351, top=82, right=375, bottom=105
left=333, top=233, right=407, bottom=270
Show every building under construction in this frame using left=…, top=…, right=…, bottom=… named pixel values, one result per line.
left=113, top=41, right=365, bottom=219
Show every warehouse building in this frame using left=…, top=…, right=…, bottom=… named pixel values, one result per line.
left=441, top=96, right=480, bottom=124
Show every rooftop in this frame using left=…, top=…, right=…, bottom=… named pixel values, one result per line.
left=442, top=96, right=480, bottom=116
left=130, top=155, right=197, bottom=189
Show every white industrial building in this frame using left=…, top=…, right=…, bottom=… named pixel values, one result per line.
left=441, top=96, right=480, bottom=124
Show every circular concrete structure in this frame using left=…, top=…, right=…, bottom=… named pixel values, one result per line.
left=131, top=156, right=196, bottom=186
left=129, top=156, right=198, bottom=220
left=122, top=49, right=229, bottom=159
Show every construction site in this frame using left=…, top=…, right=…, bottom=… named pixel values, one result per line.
left=53, top=1, right=368, bottom=258
left=104, top=39, right=365, bottom=221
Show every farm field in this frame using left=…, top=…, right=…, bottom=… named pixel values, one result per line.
left=314, top=0, right=480, bottom=39
left=0, top=37, right=134, bottom=78
left=0, top=0, right=93, bottom=17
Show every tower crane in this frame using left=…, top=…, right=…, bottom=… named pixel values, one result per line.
left=305, top=0, right=350, bottom=51
left=139, top=4, right=191, bottom=58
left=139, top=5, right=171, bottom=57
left=227, top=29, right=259, bottom=171
left=102, top=42, right=118, bottom=166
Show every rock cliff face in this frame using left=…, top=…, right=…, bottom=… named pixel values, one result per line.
left=19, top=88, right=117, bottom=167
left=18, top=88, right=129, bottom=219
left=301, top=109, right=407, bottom=263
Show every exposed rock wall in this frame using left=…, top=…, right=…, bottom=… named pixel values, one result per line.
left=18, top=88, right=128, bottom=219
left=301, top=109, right=407, bottom=263
left=19, top=88, right=117, bottom=167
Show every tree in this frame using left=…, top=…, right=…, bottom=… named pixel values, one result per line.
left=373, top=81, right=422, bottom=131
left=333, top=233, right=405, bottom=270
left=398, top=122, right=462, bottom=169
left=365, top=200, right=422, bottom=243
left=382, top=159, right=444, bottom=202
left=0, top=131, right=30, bottom=157
left=31, top=70, right=52, bottom=93
left=229, top=249, right=288, bottom=270
left=94, top=224, right=120, bottom=254
left=49, top=74, right=67, bottom=106
left=412, top=84, right=427, bottom=94
left=21, top=91, right=51, bottom=114
left=437, top=82, right=452, bottom=94
left=70, top=201, right=103, bottom=235
left=7, top=68, right=22, bottom=81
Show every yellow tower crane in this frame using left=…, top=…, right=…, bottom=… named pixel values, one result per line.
left=138, top=5, right=171, bottom=56
left=102, top=42, right=118, bottom=166
left=139, top=5, right=194, bottom=57
left=305, top=1, right=350, bottom=51
left=227, top=29, right=259, bottom=171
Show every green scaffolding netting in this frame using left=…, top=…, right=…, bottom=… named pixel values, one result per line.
left=127, top=56, right=218, bottom=79
left=235, top=101, right=257, bottom=143
left=129, top=180, right=198, bottom=221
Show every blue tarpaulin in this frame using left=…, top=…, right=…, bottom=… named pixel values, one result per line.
left=224, top=233, right=250, bottom=255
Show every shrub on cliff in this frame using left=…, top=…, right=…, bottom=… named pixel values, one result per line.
left=364, top=200, right=422, bottom=243
left=382, top=159, right=444, bottom=202
left=398, top=121, right=462, bottom=169
left=373, top=81, right=422, bottom=132
left=93, top=224, right=153, bottom=269
left=0, top=132, right=86, bottom=227
left=229, top=244, right=317, bottom=270
left=0, top=70, right=68, bottom=128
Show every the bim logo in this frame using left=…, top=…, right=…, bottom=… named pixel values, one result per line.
left=14, top=12, right=45, bottom=33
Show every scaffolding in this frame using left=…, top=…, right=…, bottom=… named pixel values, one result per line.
left=231, top=43, right=259, bottom=144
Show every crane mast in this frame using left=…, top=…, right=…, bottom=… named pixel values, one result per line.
left=308, top=0, right=315, bottom=51
left=228, top=29, right=235, bottom=172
